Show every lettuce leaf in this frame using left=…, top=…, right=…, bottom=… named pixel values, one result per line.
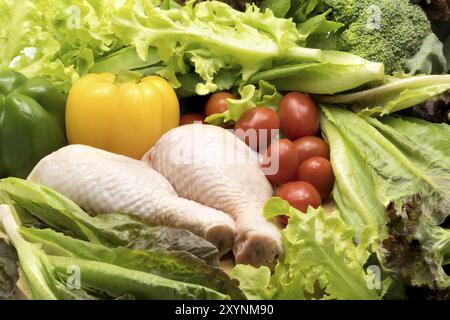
left=205, top=80, right=282, bottom=125
left=248, top=50, right=385, bottom=94
left=403, top=92, right=450, bottom=124
left=322, top=107, right=450, bottom=226
left=0, top=205, right=59, bottom=299
left=20, top=227, right=245, bottom=300
left=405, top=33, right=448, bottom=75
left=321, top=107, right=450, bottom=291
left=321, top=114, right=387, bottom=247
left=232, top=198, right=385, bottom=300
left=1, top=0, right=384, bottom=96
left=0, top=0, right=122, bottom=93
left=111, top=0, right=322, bottom=95
left=0, top=204, right=230, bottom=300
left=0, top=238, right=19, bottom=299
left=381, top=196, right=450, bottom=292
left=316, top=75, right=450, bottom=115
left=0, top=178, right=219, bottom=265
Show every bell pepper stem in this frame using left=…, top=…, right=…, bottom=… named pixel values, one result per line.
left=115, top=70, right=143, bottom=84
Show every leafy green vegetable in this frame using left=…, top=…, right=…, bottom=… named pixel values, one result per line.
left=0, top=203, right=238, bottom=300
left=205, top=80, right=282, bottom=125
left=21, top=227, right=245, bottom=300
left=0, top=204, right=59, bottom=299
left=0, top=178, right=219, bottom=264
left=322, top=107, right=450, bottom=226
left=111, top=0, right=321, bottom=95
left=0, top=238, right=19, bottom=299
left=316, top=75, right=450, bottom=115
left=232, top=198, right=385, bottom=300
left=405, top=33, right=448, bottom=75
left=1, top=0, right=385, bottom=96
left=320, top=114, right=386, bottom=247
left=260, top=0, right=291, bottom=17
left=249, top=50, right=385, bottom=94
left=90, top=46, right=163, bottom=75
left=445, top=35, right=450, bottom=71
left=297, top=9, right=344, bottom=41
left=50, top=255, right=228, bottom=300
left=404, top=92, right=450, bottom=123
left=321, top=107, right=450, bottom=291
left=0, top=0, right=121, bottom=92
left=230, top=264, right=272, bottom=300
left=380, top=196, right=450, bottom=291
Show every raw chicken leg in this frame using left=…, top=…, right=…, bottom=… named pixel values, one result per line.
left=27, top=144, right=236, bottom=255
left=144, top=124, right=282, bottom=267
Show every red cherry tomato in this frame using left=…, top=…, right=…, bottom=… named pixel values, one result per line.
left=205, top=92, right=237, bottom=116
left=235, top=107, right=280, bottom=151
left=276, top=215, right=289, bottom=229
left=279, top=92, right=320, bottom=140
left=262, top=139, right=299, bottom=185
left=276, top=181, right=321, bottom=213
left=180, top=113, right=205, bottom=125
left=297, top=156, right=335, bottom=199
left=294, top=136, right=330, bottom=165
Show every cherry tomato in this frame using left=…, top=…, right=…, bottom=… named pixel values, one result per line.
left=294, top=136, right=330, bottom=165
left=262, top=139, right=299, bottom=185
left=276, top=181, right=321, bottom=213
left=180, top=113, right=204, bottom=125
left=235, top=107, right=280, bottom=151
left=279, top=92, right=320, bottom=140
left=297, top=156, right=335, bottom=199
left=205, top=92, right=237, bottom=116
left=276, top=215, right=289, bottom=229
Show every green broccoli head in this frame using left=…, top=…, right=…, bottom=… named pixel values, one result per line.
left=326, top=0, right=433, bottom=74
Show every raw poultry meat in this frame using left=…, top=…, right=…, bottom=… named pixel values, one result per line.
left=27, top=144, right=236, bottom=255
left=144, top=124, right=282, bottom=267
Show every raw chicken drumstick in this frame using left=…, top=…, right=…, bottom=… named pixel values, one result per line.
left=28, top=144, right=236, bottom=255
left=144, top=124, right=283, bottom=267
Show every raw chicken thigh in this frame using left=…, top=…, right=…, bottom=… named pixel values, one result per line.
left=28, top=144, right=236, bottom=255
left=145, top=124, right=282, bottom=267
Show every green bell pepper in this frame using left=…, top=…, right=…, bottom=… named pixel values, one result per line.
left=0, top=71, right=67, bottom=178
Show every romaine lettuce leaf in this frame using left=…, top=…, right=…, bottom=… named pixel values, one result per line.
left=321, top=107, right=450, bottom=291
left=323, top=107, right=450, bottom=225
left=249, top=50, right=385, bottom=94
left=0, top=204, right=59, bottom=299
left=317, top=75, right=450, bottom=115
left=321, top=114, right=387, bottom=247
left=0, top=204, right=230, bottom=300
left=0, top=178, right=219, bottom=264
left=21, top=227, right=245, bottom=300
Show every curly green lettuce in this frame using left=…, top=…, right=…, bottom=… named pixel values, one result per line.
left=231, top=198, right=387, bottom=300
left=205, top=80, right=282, bottom=125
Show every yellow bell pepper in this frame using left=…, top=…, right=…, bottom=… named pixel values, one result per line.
left=66, top=72, right=180, bottom=159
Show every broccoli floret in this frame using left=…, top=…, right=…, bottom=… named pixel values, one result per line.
left=325, top=0, right=433, bottom=74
